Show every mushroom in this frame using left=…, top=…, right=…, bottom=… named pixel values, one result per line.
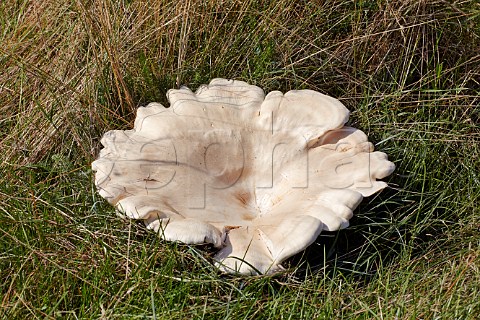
left=92, top=78, right=395, bottom=274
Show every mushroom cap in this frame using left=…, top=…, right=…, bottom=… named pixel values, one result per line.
left=92, top=78, right=395, bottom=274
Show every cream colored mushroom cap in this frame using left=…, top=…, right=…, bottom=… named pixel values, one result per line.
left=92, top=78, right=395, bottom=275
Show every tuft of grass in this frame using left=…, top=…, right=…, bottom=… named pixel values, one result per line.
left=1, top=0, right=479, bottom=318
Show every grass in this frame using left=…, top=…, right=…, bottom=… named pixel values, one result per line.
left=1, top=0, right=479, bottom=318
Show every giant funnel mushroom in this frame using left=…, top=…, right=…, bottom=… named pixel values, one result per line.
left=92, top=78, right=395, bottom=275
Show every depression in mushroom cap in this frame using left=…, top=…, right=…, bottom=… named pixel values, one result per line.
left=92, top=78, right=395, bottom=275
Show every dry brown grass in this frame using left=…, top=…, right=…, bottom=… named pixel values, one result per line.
left=2, top=0, right=477, bottom=165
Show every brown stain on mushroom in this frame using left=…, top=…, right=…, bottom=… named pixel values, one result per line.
left=235, top=191, right=251, bottom=206
left=225, top=225, right=241, bottom=231
left=241, top=212, right=256, bottom=221
left=234, top=191, right=256, bottom=220
left=214, top=167, right=244, bottom=187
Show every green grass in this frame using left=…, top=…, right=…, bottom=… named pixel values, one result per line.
left=1, top=0, right=479, bottom=318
